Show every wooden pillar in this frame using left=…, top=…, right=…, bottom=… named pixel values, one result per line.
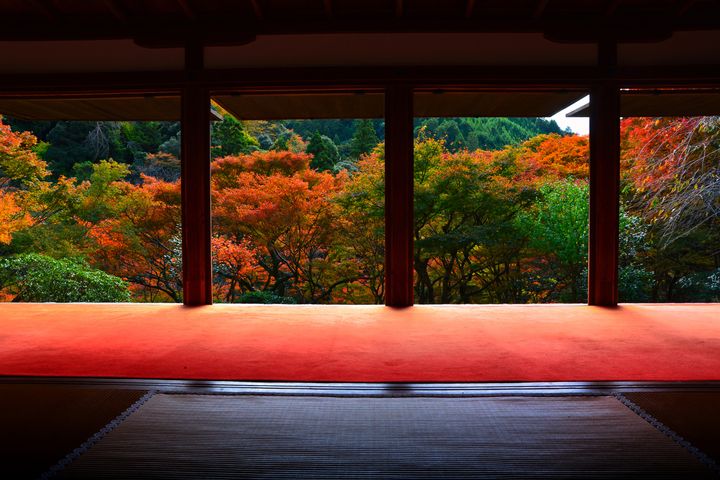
left=384, top=85, right=414, bottom=307
left=588, top=41, right=620, bottom=306
left=181, top=43, right=212, bottom=305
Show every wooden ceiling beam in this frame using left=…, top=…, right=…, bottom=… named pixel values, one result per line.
left=27, top=0, right=56, bottom=20
left=0, top=12, right=718, bottom=43
left=249, top=0, right=263, bottom=20
left=3, top=65, right=720, bottom=95
left=176, top=0, right=197, bottom=21
left=604, top=0, right=623, bottom=17
left=677, top=0, right=697, bottom=16
left=533, top=0, right=550, bottom=19
left=102, top=0, right=128, bottom=23
left=465, top=0, right=477, bottom=18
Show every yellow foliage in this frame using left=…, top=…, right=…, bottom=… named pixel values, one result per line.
left=0, top=190, right=32, bottom=244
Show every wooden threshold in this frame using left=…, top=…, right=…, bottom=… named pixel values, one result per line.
left=2, top=376, right=720, bottom=397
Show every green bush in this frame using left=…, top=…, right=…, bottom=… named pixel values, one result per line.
left=0, top=253, right=131, bottom=302
left=234, top=291, right=297, bottom=304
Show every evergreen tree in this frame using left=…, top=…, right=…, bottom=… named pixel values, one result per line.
left=211, top=116, right=260, bottom=158
left=306, top=131, right=340, bottom=171
left=437, top=120, right=466, bottom=150
left=45, top=121, right=105, bottom=175
left=120, top=121, right=165, bottom=163
left=349, top=119, right=380, bottom=158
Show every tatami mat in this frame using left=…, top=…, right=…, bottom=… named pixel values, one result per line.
left=54, top=394, right=715, bottom=479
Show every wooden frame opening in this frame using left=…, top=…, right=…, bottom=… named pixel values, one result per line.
left=2, top=44, right=717, bottom=308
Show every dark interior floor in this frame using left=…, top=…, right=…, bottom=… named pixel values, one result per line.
left=0, top=379, right=718, bottom=479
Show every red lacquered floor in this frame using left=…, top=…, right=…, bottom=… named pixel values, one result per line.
left=1, top=303, right=718, bottom=382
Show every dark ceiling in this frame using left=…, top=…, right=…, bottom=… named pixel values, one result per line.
left=0, top=0, right=718, bottom=45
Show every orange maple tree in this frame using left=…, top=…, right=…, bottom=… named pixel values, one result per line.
left=621, top=116, right=720, bottom=244
left=211, top=151, right=365, bottom=303
left=80, top=166, right=182, bottom=302
left=0, top=117, right=48, bottom=244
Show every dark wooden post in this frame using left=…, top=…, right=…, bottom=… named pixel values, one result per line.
left=181, top=43, right=212, bottom=305
left=384, top=85, right=414, bottom=307
left=588, top=41, right=620, bottom=306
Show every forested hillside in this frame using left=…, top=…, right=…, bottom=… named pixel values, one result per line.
left=6, top=116, right=564, bottom=178
left=283, top=117, right=565, bottom=153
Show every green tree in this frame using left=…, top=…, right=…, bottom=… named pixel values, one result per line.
left=618, top=209, right=653, bottom=302
left=270, top=129, right=306, bottom=153
left=413, top=138, right=533, bottom=303
left=235, top=291, right=297, bottom=304
left=516, top=180, right=588, bottom=302
left=436, top=120, right=466, bottom=151
left=0, top=253, right=130, bottom=302
left=211, top=116, right=260, bottom=158
left=306, top=131, right=340, bottom=171
left=45, top=121, right=100, bottom=175
left=350, top=120, right=380, bottom=159
left=120, top=121, right=165, bottom=162
left=334, top=152, right=386, bottom=303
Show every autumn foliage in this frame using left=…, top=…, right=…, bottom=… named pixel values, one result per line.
left=1, top=114, right=718, bottom=303
left=620, top=116, right=720, bottom=301
left=0, top=118, right=181, bottom=302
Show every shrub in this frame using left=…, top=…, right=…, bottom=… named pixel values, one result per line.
left=0, top=253, right=131, bottom=302
left=234, top=291, right=297, bottom=304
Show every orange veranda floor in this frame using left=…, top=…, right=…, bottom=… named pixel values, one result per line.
left=1, top=303, right=719, bottom=382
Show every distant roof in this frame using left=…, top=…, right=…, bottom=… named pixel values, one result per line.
left=567, top=89, right=720, bottom=117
